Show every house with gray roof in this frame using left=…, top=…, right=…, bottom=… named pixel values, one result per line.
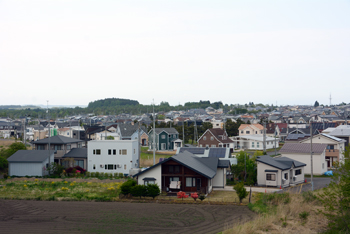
left=133, top=151, right=231, bottom=195
left=8, top=150, right=54, bottom=177
left=279, top=143, right=327, bottom=175
left=148, top=128, right=182, bottom=151
left=62, top=148, right=87, bottom=169
left=256, top=155, right=306, bottom=188
left=117, top=123, right=148, bottom=146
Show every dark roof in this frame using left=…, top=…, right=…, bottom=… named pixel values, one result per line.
left=150, top=128, right=179, bottom=135
left=119, top=123, right=147, bottom=138
left=32, top=135, right=83, bottom=145
left=256, top=155, right=306, bottom=170
left=208, top=148, right=227, bottom=158
left=7, top=150, right=54, bottom=163
left=62, top=148, right=87, bottom=158
left=279, top=143, right=327, bottom=154
left=218, top=160, right=231, bottom=168
left=179, top=147, right=206, bottom=154
left=134, top=151, right=224, bottom=179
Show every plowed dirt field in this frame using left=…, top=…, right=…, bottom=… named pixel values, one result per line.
left=0, top=200, right=255, bottom=234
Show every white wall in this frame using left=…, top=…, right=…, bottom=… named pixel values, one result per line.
left=280, top=152, right=327, bottom=175
left=136, top=164, right=162, bottom=189
left=87, top=140, right=139, bottom=175
left=212, top=168, right=226, bottom=188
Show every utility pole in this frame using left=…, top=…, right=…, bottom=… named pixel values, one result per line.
left=153, top=100, right=156, bottom=165
left=274, top=126, right=277, bottom=156
left=263, top=118, right=266, bottom=154
left=138, top=121, right=141, bottom=168
left=47, top=101, right=51, bottom=168
left=182, top=121, right=185, bottom=145
left=310, top=122, right=314, bottom=191
left=193, top=119, right=198, bottom=146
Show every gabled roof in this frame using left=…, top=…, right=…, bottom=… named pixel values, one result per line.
left=62, top=148, right=87, bottom=158
left=279, top=143, right=327, bottom=154
left=134, top=151, right=229, bottom=179
left=118, top=123, right=146, bottom=138
left=8, top=150, right=54, bottom=163
left=238, top=124, right=263, bottom=130
left=256, top=155, right=306, bottom=170
left=32, top=135, right=83, bottom=144
left=150, top=128, right=179, bottom=135
left=299, top=133, right=346, bottom=143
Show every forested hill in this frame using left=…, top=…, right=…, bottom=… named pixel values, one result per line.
left=88, top=98, right=139, bottom=108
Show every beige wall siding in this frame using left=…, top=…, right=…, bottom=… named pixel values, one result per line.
left=280, top=152, right=327, bottom=175
left=213, top=168, right=226, bottom=188
left=137, top=164, right=162, bottom=189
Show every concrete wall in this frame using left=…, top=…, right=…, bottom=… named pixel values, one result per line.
left=87, top=140, right=139, bottom=175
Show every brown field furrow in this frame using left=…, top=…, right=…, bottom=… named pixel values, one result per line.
left=0, top=200, right=255, bottom=234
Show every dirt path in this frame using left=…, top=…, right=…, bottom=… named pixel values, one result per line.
left=0, top=200, right=255, bottom=234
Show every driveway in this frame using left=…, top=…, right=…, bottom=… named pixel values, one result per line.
left=279, top=177, right=332, bottom=194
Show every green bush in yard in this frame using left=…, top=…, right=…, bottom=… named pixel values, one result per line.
left=131, top=185, right=147, bottom=198
left=146, top=184, right=160, bottom=199
left=120, top=180, right=137, bottom=195
left=234, top=182, right=248, bottom=203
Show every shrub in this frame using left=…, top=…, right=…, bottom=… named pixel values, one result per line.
left=177, top=191, right=189, bottom=200
left=146, top=184, right=160, bottom=199
left=234, top=182, right=248, bottom=203
left=100, top=172, right=104, bottom=178
left=91, top=172, right=95, bottom=177
left=120, top=180, right=137, bottom=195
left=199, top=194, right=206, bottom=201
left=95, top=172, right=100, bottom=178
left=302, top=191, right=316, bottom=202
left=85, top=172, right=91, bottom=177
left=131, top=185, right=147, bottom=198
left=113, top=173, right=118, bottom=178
left=191, top=192, right=198, bottom=201
left=118, top=173, right=124, bottom=178
left=299, top=211, right=309, bottom=221
left=0, top=156, right=8, bottom=170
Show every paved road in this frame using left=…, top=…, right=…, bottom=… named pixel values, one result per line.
left=279, top=177, right=332, bottom=194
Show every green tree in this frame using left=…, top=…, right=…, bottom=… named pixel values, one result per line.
left=0, top=156, right=8, bottom=170
left=120, top=180, right=137, bottom=195
left=231, top=151, right=257, bottom=185
left=106, top=136, right=114, bottom=140
left=226, top=118, right=244, bottom=136
left=314, top=100, right=320, bottom=107
left=318, top=146, right=350, bottom=233
left=131, top=185, right=147, bottom=198
left=0, top=142, right=27, bottom=159
left=234, top=182, right=248, bottom=203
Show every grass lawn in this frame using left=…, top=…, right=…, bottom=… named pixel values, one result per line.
left=0, top=179, right=122, bottom=201
left=140, top=146, right=174, bottom=167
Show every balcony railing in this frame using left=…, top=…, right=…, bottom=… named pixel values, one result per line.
left=325, top=149, right=339, bottom=157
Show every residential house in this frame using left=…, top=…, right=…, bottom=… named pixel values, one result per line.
left=238, top=124, right=264, bottom=136
left=279, top=143, right=327, bottom=175
left=117, top=123, right=148, bottom=146
left=32, top=135, right=83, bottom=165
left=133, top=151, right=231, bottom=194
left=176, top=147, right=237, bottom=165
left=62, top=148, right=87, bottom=170
left=256, top=155, right=306, bottom=188
left=197, top=128, right=234, bottom=150
left=87, top=140, right=139, bottom=175
left=231, top=135, right=279, bottom=150
left=328, top=125, right=350, bottom=147
left=300, top=133, right=346, bottom=169
left=8, top=150, right=54, bottom=177
left=148, top=128, right=182, bottom=151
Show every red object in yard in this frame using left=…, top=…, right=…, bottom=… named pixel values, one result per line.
left=305, top=179, right=307, bottom=183
left=265, top=189, right=266, bottom=193
left=280, top=185, right=282, bottom=189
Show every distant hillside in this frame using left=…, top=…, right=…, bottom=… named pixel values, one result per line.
left=87, top=98, right=139, bottom=109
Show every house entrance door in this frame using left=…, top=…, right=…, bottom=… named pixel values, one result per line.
left=161, top=143, right=166, bottom=150
left=196, top=178, right=201, bottom=191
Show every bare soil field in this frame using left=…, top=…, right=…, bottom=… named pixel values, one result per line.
left=0, top=200, right=255, bottom=234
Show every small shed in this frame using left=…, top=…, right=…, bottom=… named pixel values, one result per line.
left=8, top=150, right=55, bottom=177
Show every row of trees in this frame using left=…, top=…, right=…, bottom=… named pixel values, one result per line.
left=0, top=142, right=27, bottom=171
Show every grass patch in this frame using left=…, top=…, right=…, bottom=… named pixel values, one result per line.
left=0, top=179, right=123, bottom=201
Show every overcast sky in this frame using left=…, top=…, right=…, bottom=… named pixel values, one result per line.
left=1, top=0, right=349, bottom=107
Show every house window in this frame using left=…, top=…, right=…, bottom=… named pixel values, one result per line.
left=169, top=166, right=174, bottom=173
left=206, top=144, right=209, bottom=147
left=257, top=142, right=259, bottom=148
left=241, top=131, right=243, bottom=134
left=144, top=180, right=155, bottom=185
left=295, top=169, right=302, bottom=175
left=246, top=131, right=250, bottom=134
left=252, top=142, right=254, bottom=148
left=266, top=174, right=276, bottom=181
left=119, top=149, right=127, bottom=155
left=186, top=177, right=196, bottom=187
left=96, top=149, right=101, bottom=155
left=67, top=145, right=71, bottom=150
left=124, top=164, right=127, bottom=170
left=203, top=136, right=207, bottom=140
left=113, top=149, right=116, bottom=155
left=107, top=164, right=114, bottom=170
left=174, top=166, right=180, bottom=173
left=134, top=149, right=136, bottom=154
left=170, top=177, right=179, bottom=181
left=284, top=173, right=288, bottom=180
left=200, top=144, right=202, bottom=147
left=108, top=149, right=111, bottom=155
left=93, top=164, right=96, bottom=170
left=211, top=145, right=216, bottom=147
left=74, top=160, right=84, bottom=168
left=255, top=131, right=257, bottom=134
left=210, top=136, right=214, bottom=141
left=161, top=135, right=166, bottom=139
